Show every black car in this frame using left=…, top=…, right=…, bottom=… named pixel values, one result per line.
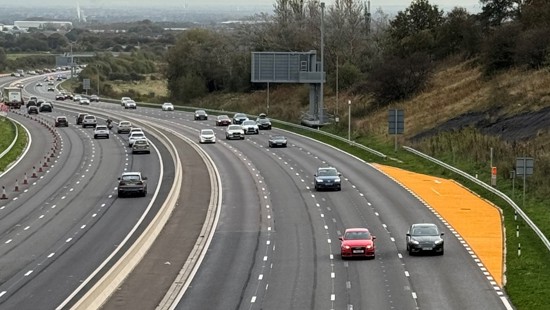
left=406, top=223, right=444, bottom=255
left=268, top=135, right=287, bottom=148
left=232, top=113, right=248, bottom=124
left=194, top=110, right=208, bottom=120
left=39, top=102, right=53, bottom=112
left=76, top=113, right=88, bottom=125
left=26, top=100, right=37, bottom=108
left=256, top=118, right=272, bottom=130
left=314, top=167, right=342, bottom=191
left=28, top=106, right=39, bottom=114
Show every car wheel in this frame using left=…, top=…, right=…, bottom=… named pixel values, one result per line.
left=241, top=137, right=245, bottom=140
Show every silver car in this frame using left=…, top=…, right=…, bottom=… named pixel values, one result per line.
left=199, top=129, right=216, bottom=144
left=132, top=139, right=151, bottom=154
left=94, top=125, right=110, bottom=139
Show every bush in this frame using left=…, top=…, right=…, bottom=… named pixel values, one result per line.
left=514, top=27, right=550, bottom=69
left=482, top=23, right=521, bottom=74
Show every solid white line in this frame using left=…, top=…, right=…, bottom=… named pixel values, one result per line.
left=331, top=294, right=335, bottom=301
left=500, top=297, right=514, bottom=310
left=24, top=270, right=33, bottom=276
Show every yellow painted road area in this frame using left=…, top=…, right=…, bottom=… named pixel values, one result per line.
left=374, top=164, right=504, bottom=287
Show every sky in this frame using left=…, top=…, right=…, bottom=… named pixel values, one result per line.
left=2, top=0, right=482, bottom=10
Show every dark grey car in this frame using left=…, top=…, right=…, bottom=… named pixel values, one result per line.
left=268, top=135, right=287, bottom=148
left=314, top=167, right=342, bottom=191
left=406, top=223, right=444, bottom=255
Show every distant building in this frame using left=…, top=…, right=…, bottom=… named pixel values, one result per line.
left=13, top=21, right=73, bottom=31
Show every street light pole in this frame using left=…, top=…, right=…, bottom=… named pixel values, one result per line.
left=320, top=2, right=325, bottom=124
left=96, top=66, right=100, bottom=96
left=348, top=100, right=351, bottom=142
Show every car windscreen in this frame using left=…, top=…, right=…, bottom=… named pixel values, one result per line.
left=412, top=227, right=439, bottom=236
left=318, top=169, right=338, bottom=176
left=344, top=231, right=371, bottom=240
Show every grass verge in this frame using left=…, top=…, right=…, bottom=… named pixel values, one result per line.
left=0, top=119, right=28, bottom=172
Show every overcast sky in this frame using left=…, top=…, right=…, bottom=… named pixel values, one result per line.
left=6, top=0, right=482, bottom=10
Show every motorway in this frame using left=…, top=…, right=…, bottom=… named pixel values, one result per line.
left=0, top=74, right=510, bottom=309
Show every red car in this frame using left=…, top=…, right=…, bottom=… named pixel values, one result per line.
left=339, top=228, right=376, bottom=259
left=216, top=115, right=231, bottom=126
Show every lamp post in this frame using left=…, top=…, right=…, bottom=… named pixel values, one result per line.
left=320, top=2, right=325, bottom=124
left=348, top=100, right=351, bottom=142
left=95, top=65, right=100, bottom=96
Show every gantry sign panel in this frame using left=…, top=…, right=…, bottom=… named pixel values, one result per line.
left=251, top=51, right=324, bottom=84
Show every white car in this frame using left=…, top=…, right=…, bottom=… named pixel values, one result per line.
left=129, top=127, right=144, bottom=135
left=162, top=102, right=174, bottom=111
left=225, top=124, right=245, bottom=140
left=74, top=94, right=82, bottom=102
left=199, top=129, right=216, bottom=144
left=128, top=132, right=146, bottom=147
left=82, top=115, right=97, bottom=128
left=124, top=100, right=137, bottom=109
left=121, top=96, right=131, bottom=106
left=94, top=125, right=110, bottom=139
left=79, top=98, right=90, bottom=105
left=241, top=120, right=259, bottom=134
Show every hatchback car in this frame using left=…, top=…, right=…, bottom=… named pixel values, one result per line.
left=117, top=121, right=132, bottom=134
left=162, top=102, right=174, bottom=111
left=128, top=132, right=146, bottom=147
left=121, top=96, right=131, bottom=106
left=54, top=116, right=69, bottom=127
left=339, top=228, right=376, bottom=259
left=132, top=139, right=151, bottom=154
left=406, top=223, right=444, bottom=255
left=194, top=110, right=208, bottom=120
left=94, top=125, right=110, bottom=139
left=28, top=106, right=39, bottom=114
left=82, top=115, right=98, bottom=128
left=124, top=100, right=137, bottom=109
left=242, top=120, right=259, bottom=135
left=314, top=167, right=342, bottom=191
left=79, top=98, right=90, bottom=105
left=199, top=129, right=216, bottom=144
left=90, top=95, right=100, bottom=102
left=268, top=135, right=287, bottom=148
left=117, top=172, right=147, bottom=197
left=256, top=118, right=272, bottom=130
left=225, top=124, right=245, bottom=140
left=232, top=113, right=248, bottom=124
left=39, top=102, right=53, bottom=112
left=216, top=115, right=231, bottom=126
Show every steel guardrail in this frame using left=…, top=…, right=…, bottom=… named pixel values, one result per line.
left=403, top=145, right=550, bottom=252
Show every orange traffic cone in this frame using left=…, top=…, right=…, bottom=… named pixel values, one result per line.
left=23, top=173, right=29, bottom=185
left=14, top=180, right=19, bottom=192
left=31, top=167, right=38, bottom=178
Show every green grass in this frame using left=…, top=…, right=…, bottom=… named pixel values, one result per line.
left=5, top=53, right=52, bottom=61
left=280, top=123, right=550, bottom=310
left=0, top=119, right=28, bottom=172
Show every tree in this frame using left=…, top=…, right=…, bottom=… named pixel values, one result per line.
left=435, top=7, right=482, bottom=59
left=0, top=47, right=6, bottom=71
left=479, top=0, right=521, bottom=27
left=388, top=0, right=444, bottom=56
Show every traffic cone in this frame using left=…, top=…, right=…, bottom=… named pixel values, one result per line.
left=23, top=173, right=28, bottom=185
left=46, top=155, right=50, bottom=162
left=43, top=158, right=48, bottom=167
left=1, top=186, right=7, bottom=200
left=14, top=180, right=19, bottom=192
left=38, top=163, right=43, bottom=173
left=31, top=167, right=38, bottom=178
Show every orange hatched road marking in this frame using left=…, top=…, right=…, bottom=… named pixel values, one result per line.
left=374, top=164, right=504, bottom=287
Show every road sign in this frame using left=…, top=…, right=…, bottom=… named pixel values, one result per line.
left=83, top=78, right=91, bottom=90
left=516, top=157, right=534, bottom=177
left=491, top=166, right=497, bottom=186
left=388, top=109, right=404, bottom=135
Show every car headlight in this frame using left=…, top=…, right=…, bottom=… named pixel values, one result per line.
left=410, top=239, right=419, bottom=245
left=334, top=178, right=341, bottom=183
left=342, top=245, right=350, bottom=250
left=434, top=239, right=443, bottom=245
left=366, top=245, right=373, bottom=249
left=316, top=178, right=323, bottom=183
